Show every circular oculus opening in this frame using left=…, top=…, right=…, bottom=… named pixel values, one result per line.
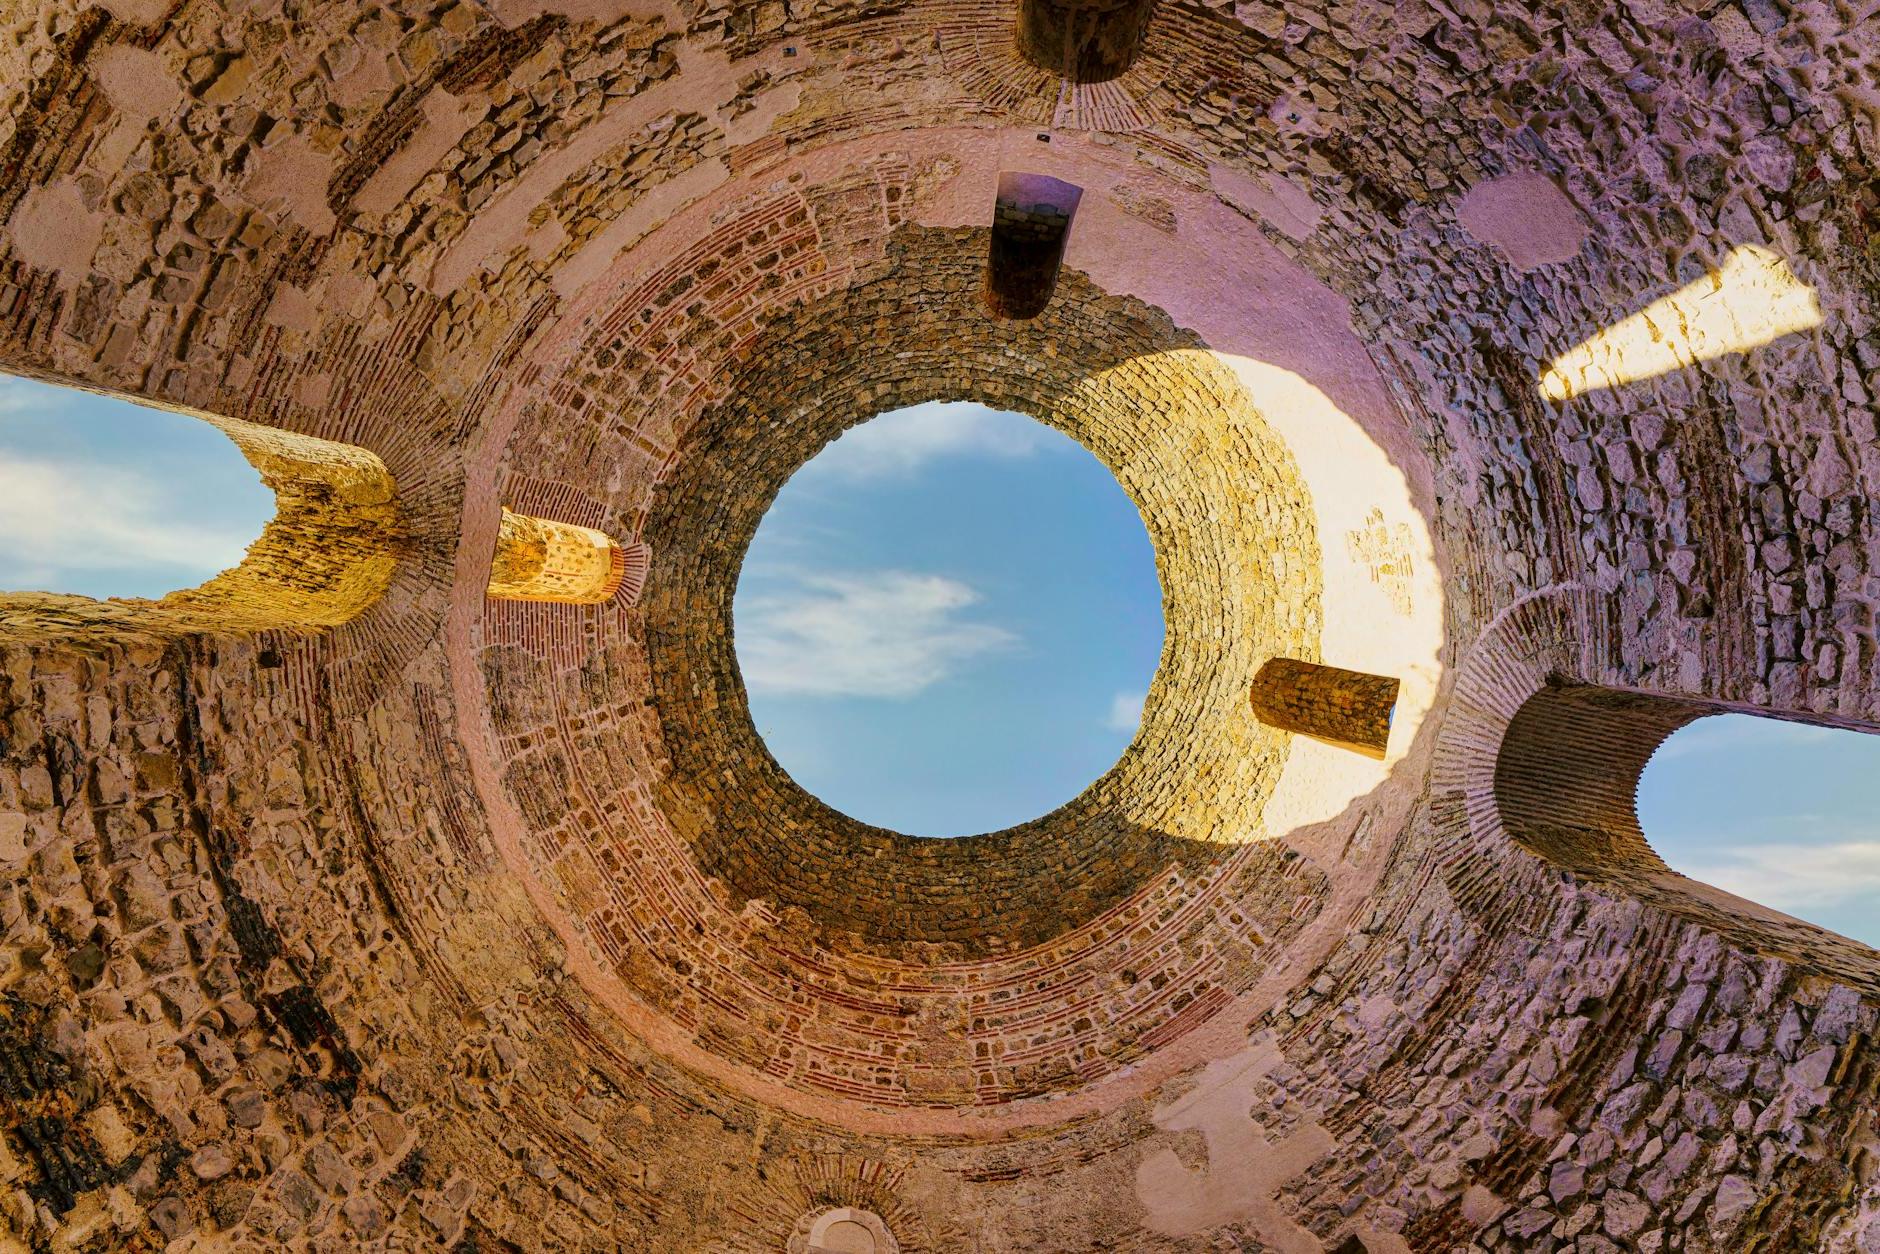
left=733, top=401, right=1164, bottom=837
left=638, top=243, right=1325, bottom=950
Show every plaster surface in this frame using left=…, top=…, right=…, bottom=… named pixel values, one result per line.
left=1, top=0, right=1878, bottom=1247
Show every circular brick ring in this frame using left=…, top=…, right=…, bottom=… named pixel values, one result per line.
left=641, top=237, right=1323, bottom=952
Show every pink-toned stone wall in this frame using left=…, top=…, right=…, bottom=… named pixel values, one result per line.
left=2, top=0, right=1878, bottom=1247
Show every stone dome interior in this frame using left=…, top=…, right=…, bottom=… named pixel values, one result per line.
left=0, top=0, right=1877, bottom=1248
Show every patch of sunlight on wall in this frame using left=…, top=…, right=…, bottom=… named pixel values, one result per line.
left=1205, top=354, right=1444, bottom=838
left=1639, top=713, right=1880, bottom=949
left=1540, top=245, right=1822, bottom=400
left=0, top=374, right=275, bottom=600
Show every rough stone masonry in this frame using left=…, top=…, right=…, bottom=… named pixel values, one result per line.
left=1, top=0, right=1879, bottom=1249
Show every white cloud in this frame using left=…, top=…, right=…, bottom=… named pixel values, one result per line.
left=0, top=455, right=259, bottom=584
left=1653, top=714, right=1833, bottom=761
left=801, top=401, right=1046, bottom=481
left=736, top=569, right=1016, bottom=698
left=1675, top=840, right=1880, bottom=912
left=1106, top=689, right=1146, bottom=734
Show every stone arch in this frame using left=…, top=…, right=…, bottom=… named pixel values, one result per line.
left=1494, top=681, right=1880, bottom=988
left=0, top=380, right=405, bottom=644
left=486, top=507, right=632, bottom=605
left=790, top=1207, right=901, bottom=1254
left=1431, top=586, right=1880, bottom=992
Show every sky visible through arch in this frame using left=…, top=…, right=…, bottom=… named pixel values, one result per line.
left=1639, top=715, right=1880, bottom=947
left=735, top=402, right=1164, bottom=837
left=0, top=375, right=273, bottom=599
left=4, top=377, right=1878, bottom=947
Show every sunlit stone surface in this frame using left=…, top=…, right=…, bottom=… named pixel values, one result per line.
left=486, top=508, right=627, bottom=605
left=1539, top=245, right=1824, bottom=399
left=0, top=0, right=1876, bottom=1248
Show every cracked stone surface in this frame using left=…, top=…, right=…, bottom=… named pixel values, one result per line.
left=2, top=0, right=1880, bottom=1248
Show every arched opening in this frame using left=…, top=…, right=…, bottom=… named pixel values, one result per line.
left=1495, top=681, right=1880, bottom=989
left=792, top=1208, right=900, bottom=1254
left=732, top=401, right=1163, bottom=838
left=984, top=173, right=1081, bottom=321
left=0, top=374, right=273, bottom=599
left=486, top=507, right=635, bottom=605
left=640, top=277, right=1328, bottom=951
left=1015, top=0, right=1155, bottom=82
left=0, top=371, right=404, bottom=642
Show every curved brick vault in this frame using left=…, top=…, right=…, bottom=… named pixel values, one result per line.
left=0, top=0, right=1877, bottom=1250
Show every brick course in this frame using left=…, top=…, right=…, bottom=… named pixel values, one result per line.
left=0, top=0, right=1877, bottom=1246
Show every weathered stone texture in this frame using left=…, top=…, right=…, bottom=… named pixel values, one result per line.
left=1250, top=658, right=1400, bottom=759
left=1, top=0, right=1879, bottom=1246
left=485, top=507, right=625, bottom=604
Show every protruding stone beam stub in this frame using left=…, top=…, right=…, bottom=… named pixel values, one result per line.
left=985, top=173, right=1082, bottom=321
left=1016, top=0, right=1154, bottom=82
left=1251, top=658, right=1399, bottom=759
left=487, top=508, right=627, bottom=604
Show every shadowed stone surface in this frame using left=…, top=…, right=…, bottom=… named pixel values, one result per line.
left=0, top=0, right=1878, bottom=1247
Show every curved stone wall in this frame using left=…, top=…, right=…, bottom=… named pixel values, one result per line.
left=643, top=234, right=1321, bottom=949
left=0, top=0, right=1877, bottom=1247
left=467, top=236, right=1361, bottom=1114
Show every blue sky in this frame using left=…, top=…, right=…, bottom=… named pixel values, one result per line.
left=3, top=376, right=1877, bottom=948
left=735, top=402, right=1164, bottom=836
left=0, top=375, right=272, bottom=599
left=1640, top=715, right=1880, bottom=947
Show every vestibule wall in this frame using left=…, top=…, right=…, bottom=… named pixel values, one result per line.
left=0, top=0, right=1876, bottom=1247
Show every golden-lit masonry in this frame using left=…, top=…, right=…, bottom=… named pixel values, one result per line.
left=0, top=0, right=1876, bottom=1245
left=0, top=405, right=402, bottom=642
left=1539, top=244, right=1823, bottom=399
left=486, top=508, right=627, bottom=604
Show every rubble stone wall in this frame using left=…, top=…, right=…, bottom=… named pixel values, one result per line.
left=1, top=0, right=1878, bottom=1247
